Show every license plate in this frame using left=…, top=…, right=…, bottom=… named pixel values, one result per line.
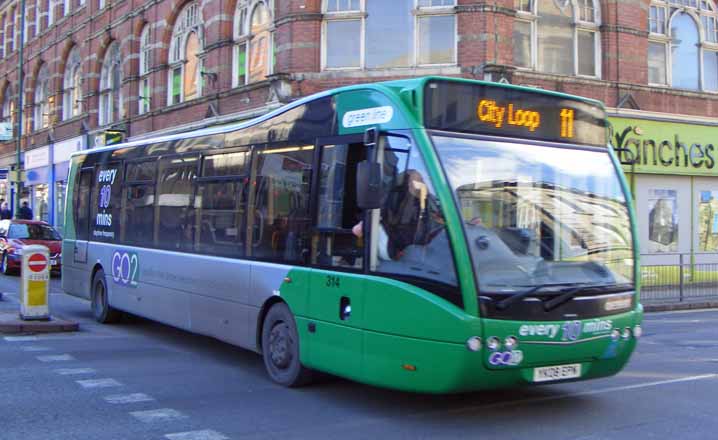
left=533, top=364, right=582, bottom=382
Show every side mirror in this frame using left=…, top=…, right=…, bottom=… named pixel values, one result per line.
left=356, top=160, right=382, bottom=210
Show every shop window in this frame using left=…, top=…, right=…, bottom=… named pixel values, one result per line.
left=63, top=46, right=82, bottom=120
left=99, top=42, right=122, bottom=125
left=33, top=184, right=49, bottom=222
left=513, top=0, right=600, bottom=77
left=168, top=2, right=203, bottom=105
left=647, top=188, right=678, bottom=252
left=55, top=180, right=66, bottom=235
left=157, top=155, right=198, bottom=251
left=698, top=190, right=718, bottom=251
left=322, top=0, right=456, bottom=69
left=250, top=145, right=313, bottom=262
left=33, top=64, right=50, bottom=131
left=139, top=25, right=151, bottom=115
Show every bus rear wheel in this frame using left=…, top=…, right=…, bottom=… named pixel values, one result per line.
left=261, top=302, right=313, bottom=387
left=91, top=269, right=121, bottom=324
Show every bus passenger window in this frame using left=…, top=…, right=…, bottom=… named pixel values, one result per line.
left=156, top=155, right=198, bottom=251
left=124, top=185, right=155, bottom=245
left=249, top=145, right=313, bottom=263
left=312, top=143, right=365, bottom=269
left=373, top=136, right=458, bottom=288
left=196, top=180, right=247, bottom=257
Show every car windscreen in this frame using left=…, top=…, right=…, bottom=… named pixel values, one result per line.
left=8, top=224, right=62, bottom=241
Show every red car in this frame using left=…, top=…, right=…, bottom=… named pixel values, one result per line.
left=0, top=220, right=62, bottom=275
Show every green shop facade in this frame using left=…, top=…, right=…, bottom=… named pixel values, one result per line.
left=609, top=111, right=718, bottom=282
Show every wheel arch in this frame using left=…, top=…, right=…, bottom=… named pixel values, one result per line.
left=256, top=296, right=287, bottom=354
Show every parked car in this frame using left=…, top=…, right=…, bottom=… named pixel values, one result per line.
left=0, top=220, right=62, bottom=275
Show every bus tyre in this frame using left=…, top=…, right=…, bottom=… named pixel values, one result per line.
left=91, top=269, right=121, bottom=324
left=261, top=302, right=313, bottom=387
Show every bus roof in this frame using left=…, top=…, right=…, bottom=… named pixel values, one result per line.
left=75, top=76, right=605, bottom=158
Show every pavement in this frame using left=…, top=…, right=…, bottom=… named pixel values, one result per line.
left=0, top=276, right=79, bottom=334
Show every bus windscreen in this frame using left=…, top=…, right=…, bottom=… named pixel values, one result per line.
left=423, top=80, right=607, bottom=147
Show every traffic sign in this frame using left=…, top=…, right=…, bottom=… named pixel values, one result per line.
left=28, top=253, right=48, bottom=273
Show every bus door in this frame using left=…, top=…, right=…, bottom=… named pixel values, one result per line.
left=307, top=137, right=367, bottom=379
left=73, top=167, right=94, bottom=264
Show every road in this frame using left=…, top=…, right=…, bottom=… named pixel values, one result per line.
left=0, top=274, right=717, bottom=440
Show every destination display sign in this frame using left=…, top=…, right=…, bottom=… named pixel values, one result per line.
left=423, top=80, right=607, bottom=147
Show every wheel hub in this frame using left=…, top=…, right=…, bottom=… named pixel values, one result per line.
left=269, top=323, right=292, bottom=369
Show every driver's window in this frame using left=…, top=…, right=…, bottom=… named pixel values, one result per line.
left=372, top=135, right=458, bottom=288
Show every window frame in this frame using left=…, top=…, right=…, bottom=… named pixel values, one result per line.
left=99, top=42, right=122, bottom=126
left=139, top=25, right=151, bottom=115
left=63, top=47, right=82, bottom=121
left=167, top=1, right=203, bottom=106
left=648, top=1, right=718, bottom=91
left=33, top=64, right=50, bottom=132
left=320, top=0, right=458, bottom=71
left=513, top=0, right=602, bottom=79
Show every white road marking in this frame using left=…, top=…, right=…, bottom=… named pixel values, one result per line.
left=20, top=346, right=51, bottom=352
left=104, top=393, right=155, bottom=404
left=131, top=408, right=188, bottom=423
left=76, top=378, right=123, bottom=389
left=165, top=430, right=229, bottom=440
left=54, top=368, right=96, bottom=375
left=36, top=354, right=75, bottom=362
left=4, top=336, right=38, bottom=342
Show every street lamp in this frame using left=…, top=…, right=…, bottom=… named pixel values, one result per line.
left=14, top=0, right=27, bottom=218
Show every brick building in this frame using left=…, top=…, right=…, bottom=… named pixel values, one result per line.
left=0, top=0, right=716, bottom=266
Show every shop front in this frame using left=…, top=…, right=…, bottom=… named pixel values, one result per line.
left=609, top=114, right=718, bottom=271
left=23, top=136, right=84, bottom=233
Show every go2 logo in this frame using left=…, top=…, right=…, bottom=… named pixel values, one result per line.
left=488, top=350, right=524, bottom=366
left=111, top=250, right=139, bottom=288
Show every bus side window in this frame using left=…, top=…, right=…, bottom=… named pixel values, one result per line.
left=156, top=154, right=199, bottom=251
left=311, top=143, right=366, bottom=269
left=373, top=136, right=459, bottom=289
left=122, top=160, right=157, bottom=246
left=195, top=150, right=250, bottom=257
left=249, top=144, right=313, bottom=263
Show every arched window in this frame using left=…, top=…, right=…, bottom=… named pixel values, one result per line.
left=33, top=64, right=50, bottom=131
left=63, top=46, right=82, bottom=120
left=513, top=0, right=601, bottom=77
left=1, top=85, right=14, bottom=135
left=248, top=1, right=271, bottom=83
left=232, top=0, right=249, bottom=86
left=99, top=42, right=122, bottom=126
left=649, top=1, right=718, bottom=91
left=139, top=25, right=151, bottom=114
left=322, top=0, right=456, bottom=69
left=168, top=2, right=203, bottom=105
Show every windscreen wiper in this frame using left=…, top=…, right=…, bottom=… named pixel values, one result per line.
left=495, top=285, right=546, bottom=311
left=542, top=283, right=615, bottom=311
left=495, top=282, right=615, bottom=311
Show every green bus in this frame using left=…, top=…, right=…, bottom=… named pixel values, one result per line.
left=62, top=77, right=641, bottom=392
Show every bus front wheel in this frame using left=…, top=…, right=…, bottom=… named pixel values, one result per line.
left=261, top=302, right=313, bottom=387
left=91, top=269, right=121, bottom=324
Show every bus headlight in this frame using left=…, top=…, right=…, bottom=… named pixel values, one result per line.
left=487, top=336, right=501, bottom=351
left=466, top=336, right=482, bottom=352
left=633, top=325, right=642, bottom=339
left=622, top=328, right=631, bottom=340
left=611, top=329, right=621, bottom=341
left=504, top=336, right=518, bottom=350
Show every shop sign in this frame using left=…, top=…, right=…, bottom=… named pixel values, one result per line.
left=609, top=117, right=718, bottom=176
left=24, top=146, right=50, bottom=170
left=54, top=136, right=84, bottom=163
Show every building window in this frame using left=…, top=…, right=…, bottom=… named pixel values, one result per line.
left=34, top=64, right=50, bottom=131
left=168, top=2, right=203, bottom=105
left=99, top=42, right=122, bottom=126
left=63, top=46, right=82, bottom=120
left=139, top=25, right=151, bottom=114
left=322, top=0, right=456, bottom=70
left=513, top=0, right=601, bottom=77
left=35, top=3, right=41, bottom=35
left=233, top=1, right=249, bottom=86
left=98, top=0, right=105, bottom=9
left=1, top=85, right=14, bottom=135
left=63, top=0, right=70, bottom=16
left=1, top=14, right=6, bottom=59
left=48, top=0, right=54, bottom=27
left=248, top=1, right=272, bottom=83
left=649, top=1, right=718, bottom=91
left=9, top=7, right=16, bottom=52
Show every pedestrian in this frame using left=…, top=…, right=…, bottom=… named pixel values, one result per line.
left=0, top=202, right=11, bottom=220
left=18, top=201, right=33, bottom=220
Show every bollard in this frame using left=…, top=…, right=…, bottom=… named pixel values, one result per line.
left=20, top=245, right=50, bottom=321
